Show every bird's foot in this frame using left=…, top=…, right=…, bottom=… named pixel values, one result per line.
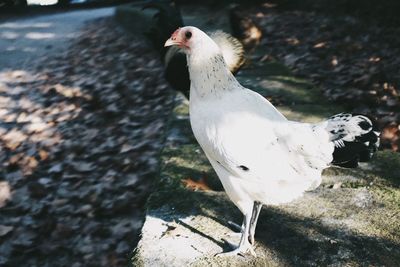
left=219, top=238, right=256, bottom=257
left=226, top=221, right=255, bottom=245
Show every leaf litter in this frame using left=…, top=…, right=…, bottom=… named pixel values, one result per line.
left=0, top=17, right=174, bottom=267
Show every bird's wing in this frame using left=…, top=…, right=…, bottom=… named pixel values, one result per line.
left=273, top=121, right=334, bottom=172
left=205, top=117, right=334, bottom=204
left=203, top=90, right=334, bottom=189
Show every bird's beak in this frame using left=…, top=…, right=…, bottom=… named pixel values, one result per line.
left=164, top=28, right=182, bottom=47
left=164, top=38, right=179, bottom=47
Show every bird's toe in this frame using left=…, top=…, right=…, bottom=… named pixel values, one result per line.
left=216, top=246, right=256, bottom=257
left=218, top=239, right=256, bottom=257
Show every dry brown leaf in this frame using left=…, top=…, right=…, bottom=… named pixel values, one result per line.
left=0, top=225, right=13, bottom=237
left=181, top=176, right=211, bottom=191
left=39, top=150, right=49, bottom=161
left=0, top=182, right=11, bottom=208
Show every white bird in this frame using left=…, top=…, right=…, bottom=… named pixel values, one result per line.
left=164, top=26, right=380, bottom=257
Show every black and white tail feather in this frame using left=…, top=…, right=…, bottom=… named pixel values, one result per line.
left=326, top=113, right=380, bottom=168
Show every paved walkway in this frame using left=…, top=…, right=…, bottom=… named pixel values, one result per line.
left=0, top=7, right=114, bottom=70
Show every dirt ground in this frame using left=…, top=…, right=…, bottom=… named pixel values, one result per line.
left=0, top=17, right=174, bottom=267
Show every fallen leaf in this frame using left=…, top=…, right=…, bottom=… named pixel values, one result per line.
left=70, top=162, right=95, bottom=172
left=39, top=150, right=49, bottom=161
left=182, top=176, right=212, bottom=191
left=120, top=143, right=134, bottom=153
left=0, top=225, right=13, bottom=237
left=48, top=163, right=63, bottom=173
left=0, top=182, right=11, bottom=208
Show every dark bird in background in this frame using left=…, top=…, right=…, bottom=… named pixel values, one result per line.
left=143, top=0, right=184, bottom=55
left=143, top=0, right=245, bottom=99
left=229, top=4, right=263, bottom=50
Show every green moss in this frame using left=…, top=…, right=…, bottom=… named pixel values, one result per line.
left=237, top=61, right=327, bottom=105
left=173, top=102, right=189, bottom=116
left=146, top=141, right=223, bottom=214
left=278, top=104, right=343, bottom=122
left=244, top=60, right=293, bottom=77
left=369, top=150, right=400, bottom=187
left=131, top=248, right=144, bottom=267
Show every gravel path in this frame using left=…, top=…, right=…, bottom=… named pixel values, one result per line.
left=0, top=12, right=174, bottom=267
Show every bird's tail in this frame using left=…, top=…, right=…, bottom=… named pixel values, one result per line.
left=326, top=113, right=380, bottom=168
left=209, top=30, right=245, bottom=74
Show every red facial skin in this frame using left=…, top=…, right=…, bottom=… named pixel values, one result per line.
left=165, top=28, right=190, bottom=49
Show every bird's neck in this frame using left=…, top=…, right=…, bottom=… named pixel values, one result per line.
left=187, top=51, right=241, bottom=98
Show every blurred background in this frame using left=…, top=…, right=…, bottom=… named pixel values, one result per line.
left=0, top=1, right=399, bottom=267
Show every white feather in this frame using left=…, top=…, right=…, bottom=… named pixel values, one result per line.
left=184, top=27, right=335, bottom=209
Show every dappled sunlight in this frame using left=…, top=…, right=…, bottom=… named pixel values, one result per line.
left=369, top=56, right=381, bottom=62
left=0, top=69, right=39, bottom=83
left=1, top=128, right=28, bottom=150
left=0, top=181, right=11, bottom=208
left=313, top=42, right=327, bottom=48
left=27, top=0, right=58, bottom=5
left=249, top=26, right=262, bottom=40
left=0, top=7, right=114, bottom=71
left=331, top=56, right=338, bottom=67
left=259, top=79, right=285, bottom=89
left=0, top=10, right=167, bottom=267
left=0, top=16, right=175, bottom=267
left=50, top=83, right=92, bottom=100
left=0, top=31, right=19, bottom=39
left=0, top=68, right=84, bottom=177
left=25, top=32, right=56, bottom=40
left=21, top=46, right=38, bottom=52
left=286, top=37, right=300, bottom=45
left=1, top=31, right=56, bottom=41
left=0, top=22, right=53, bottom=29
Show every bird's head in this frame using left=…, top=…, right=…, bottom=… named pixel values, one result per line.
left=164, top=26, right=219, bottom=55
left=164, top=26, right=239, bottom=95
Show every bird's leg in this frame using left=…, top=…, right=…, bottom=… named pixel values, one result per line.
left=248, top=201, right=262, bottom=245
left=218, top=212, right=255, bottom=257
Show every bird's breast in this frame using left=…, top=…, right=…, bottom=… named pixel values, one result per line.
left=189, top=99, right=274, bottom=162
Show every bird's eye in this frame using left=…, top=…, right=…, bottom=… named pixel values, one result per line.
left=185, top=31, right=192, bottom=39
